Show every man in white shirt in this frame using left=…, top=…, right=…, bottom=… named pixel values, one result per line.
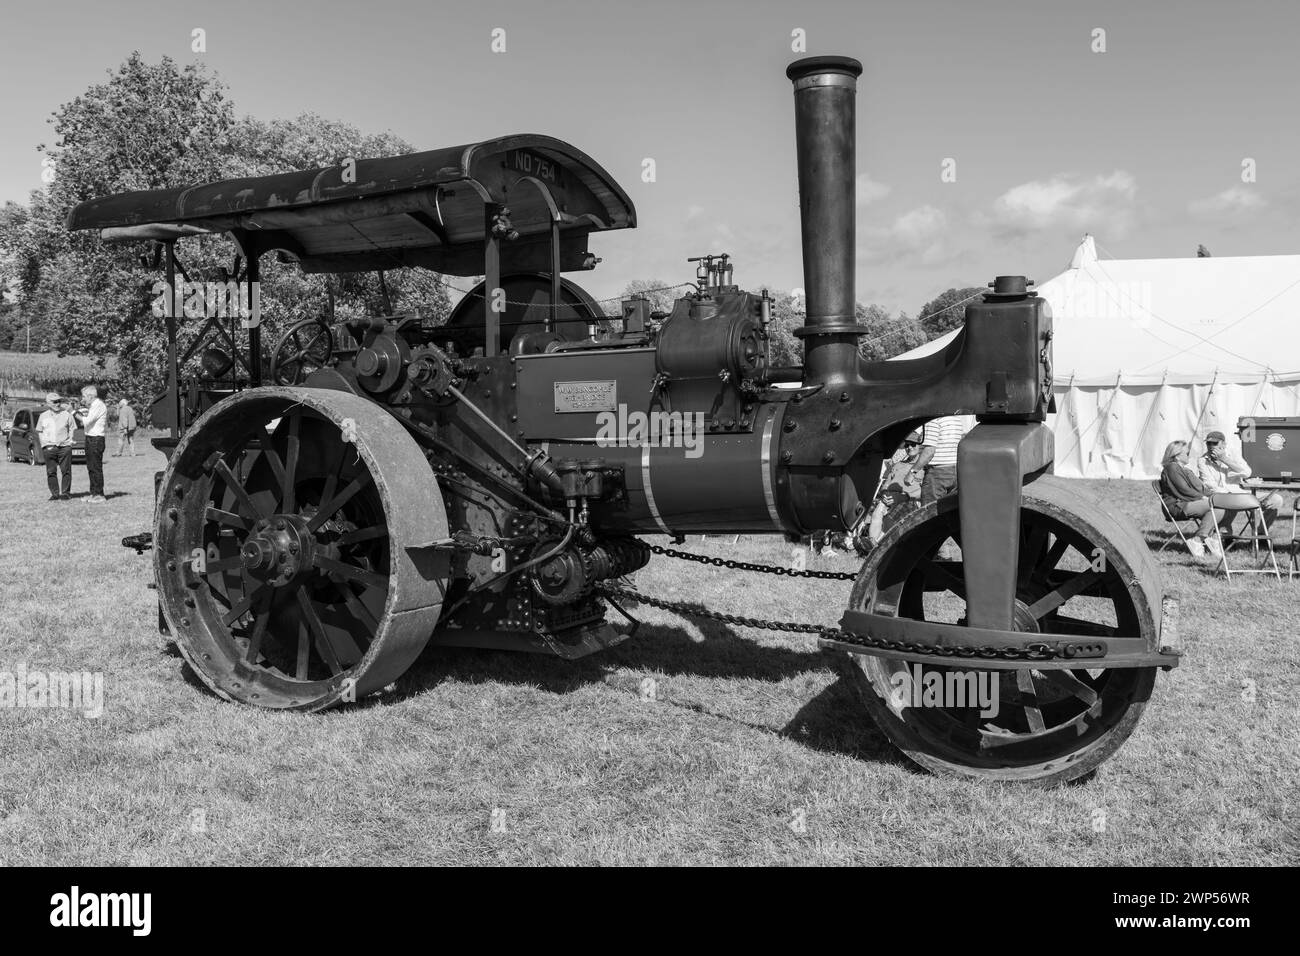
left=1195, top=430, right=1283, bottom=536
left=75, top=385, right=108, bottom=503
left=911, top=415, right=969, bottom=505
left=35, top=392, right=76, bottom=501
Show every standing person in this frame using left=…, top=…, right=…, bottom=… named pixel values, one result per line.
left=75, top=385, right=108, bottom=503
left=911, top=415, right=968, bottom=505
left=113, top=398, right=138, bottom=457
left=1195, top=430, right=1283, bottom=539
left=35, top=392, right=76, bottom=501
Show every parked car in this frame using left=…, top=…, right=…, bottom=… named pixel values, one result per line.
left=4, top=404, right=86, bottom=465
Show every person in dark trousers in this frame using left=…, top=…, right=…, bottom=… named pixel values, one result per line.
left=912, top=416, right=967, bottom=505
left=34, top=392, right=75, bottom=501
left=74, top=385, right=108, bottom=503
left=1159, top=440, right=1223, bottom=559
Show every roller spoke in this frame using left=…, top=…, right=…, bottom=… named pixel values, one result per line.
left=252, top=439, right=287, bottom=493
left=1046, top=614, right=1118, bottom=638
left=920, top=559, right=965, bottom=596
left=1026, top=569, right=1102, bottom=620
left=1016, top=670, right=1046, bottom=733
left=1035, top=669, right=1100, bottom=707
left=315, top=554, right=388, bottom=591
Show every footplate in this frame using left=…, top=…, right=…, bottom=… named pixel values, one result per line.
left=822, top=608, right=1183, bottom=671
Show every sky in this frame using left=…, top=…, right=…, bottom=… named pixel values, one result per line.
left=2, top=0, right=1298, bottom=315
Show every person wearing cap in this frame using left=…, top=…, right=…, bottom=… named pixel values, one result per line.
left=73, top=385, right=108, bottom=503
left=34, top=393, right=76, bottom=501
left=1195, top=430, right=1282, bottom=538
left=863, top=429, right=926, bottom=547
left=113, top=398, right=138, bottom=457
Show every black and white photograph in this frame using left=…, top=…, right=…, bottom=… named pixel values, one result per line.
left=0, top=0, right=1293, bottom=916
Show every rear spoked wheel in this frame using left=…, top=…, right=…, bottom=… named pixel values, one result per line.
left=154, top=386, right=449, bottom=710
left=845, top=476, right=1160, bottom=785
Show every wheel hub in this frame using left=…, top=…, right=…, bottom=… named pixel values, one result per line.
left=241, top=514, right=314, bottom=586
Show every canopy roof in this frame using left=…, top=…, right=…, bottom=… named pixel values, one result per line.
left=65, top=134, right=636, bottom=276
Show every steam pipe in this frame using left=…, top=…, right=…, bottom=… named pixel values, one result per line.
left=787, top=55, right=865, bottom=385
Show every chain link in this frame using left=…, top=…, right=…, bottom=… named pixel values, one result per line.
left=646, top=543, right=858, bottom=580
left=608, top=544, right=1059, bottom=662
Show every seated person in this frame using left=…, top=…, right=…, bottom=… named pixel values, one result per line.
left=1159, top=440, right=1224, bottom=558
left=864, top=430, right=924, bottom=547
left=1195, top=430, right=1283, bottom=538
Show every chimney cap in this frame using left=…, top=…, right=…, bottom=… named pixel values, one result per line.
left=787, top=56, right=863, bottom=82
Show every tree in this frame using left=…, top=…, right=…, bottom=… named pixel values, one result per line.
left=1, top=55, right=452, bottom=413
left=856, top=304, right=927, bottom=361
left=916, top=286, right=985, bottom=337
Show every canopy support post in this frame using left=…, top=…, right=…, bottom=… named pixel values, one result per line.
left=164, top=240, right=180, bottom=441
left=247, top=253, right=262, bottom=386
left=484, top=204, right=502, bottom=357
left=548, top=218, right=561, bottom=334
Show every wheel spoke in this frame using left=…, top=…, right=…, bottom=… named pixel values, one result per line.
left=1034, top=535, right=1071, bottom=582
left=244, top=590, right=273, bottom=663
left=336, top=525, right=387, bottom=546
left=206, top=506, right=250, bottom=531
left=315, top=554, right=388, bottom=590
left=252, top=439, right=287, bottom=494
left=204, top=555, right=244, bottom=574
left=296, top=590, right=343, bottom=676
left=340, top=584, right=380, bottom=633
left=1017, top=522, right=1049, bottom=587
left=221, top=584, right=264, bottom=627
left=1035, top=669, right=1100, bottom=707
left=1046, top=614, right=1118, bottom=638
left=283, top=413, right=301, bottom=513
left=1026, top=569, right=1102, bottom=619
left=920, top=559, right=965, bottom=596
left=212, top=458, right=263, bottom=520
left=1016, top=670, right=1047, bottom=733
left=307, top=474, right=372, bottom=533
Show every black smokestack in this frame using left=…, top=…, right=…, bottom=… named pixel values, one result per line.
left=787, top=55, right=864, bottom=384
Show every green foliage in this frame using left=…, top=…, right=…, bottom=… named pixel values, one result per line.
left=0, top=54, right=452, bottom=418
left=916, top=286, right=985, bottom=337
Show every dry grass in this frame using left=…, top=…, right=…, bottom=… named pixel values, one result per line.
left=0, top=448, right=1296, bottom=865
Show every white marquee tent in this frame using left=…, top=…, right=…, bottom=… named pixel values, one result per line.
left=894, top=235, right=1300, bottom=478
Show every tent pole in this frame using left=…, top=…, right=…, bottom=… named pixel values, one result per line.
left=1190, top=367, right=1220, bottom=448
left=1126, top=368, right=1168, bottom=479
left=1084, top=371, right=1124, bottom=477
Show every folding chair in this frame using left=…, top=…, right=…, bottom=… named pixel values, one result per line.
left=1215, top=498, right=1282, bottom=582
left=1151, top=481, right=1201, bottom=555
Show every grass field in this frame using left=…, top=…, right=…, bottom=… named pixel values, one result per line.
left=0, top=446, right=1296, bottom=866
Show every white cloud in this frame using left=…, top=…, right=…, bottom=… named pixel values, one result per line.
left=859, top=205, right=951, bottom=265
left=856, top=172, right=891, bottom=205
left=1188, top=185, right=1264, bottom=219
left=685, top=204, right=705, bottom=221
left=990, top=171, right=1137, bottom=238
